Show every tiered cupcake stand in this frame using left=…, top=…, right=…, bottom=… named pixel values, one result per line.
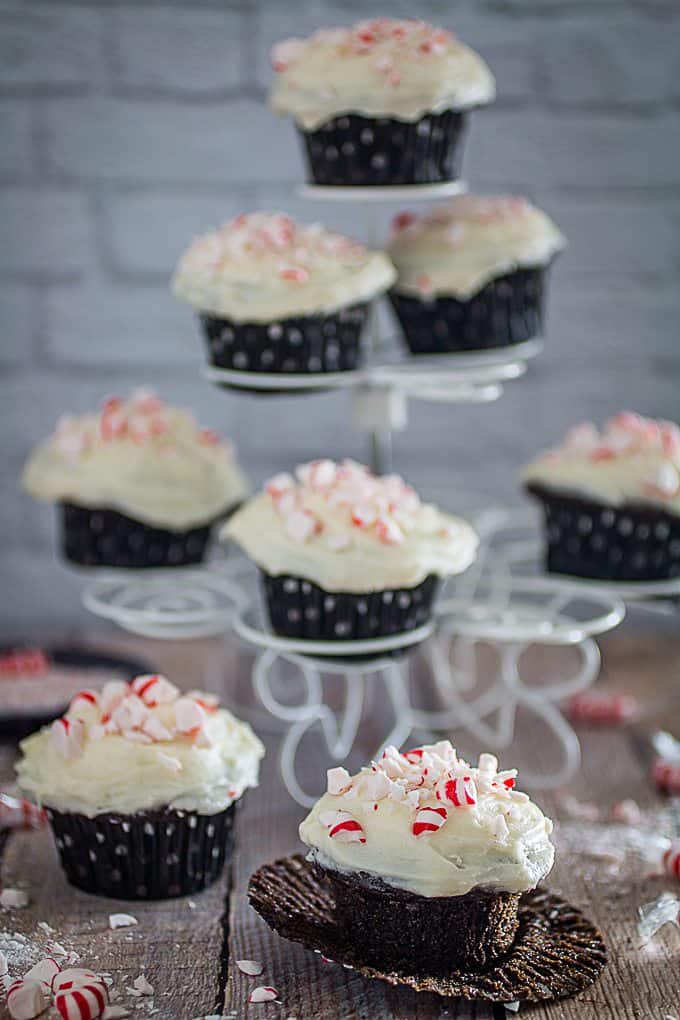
left=80, top=181, right=678, bottom=806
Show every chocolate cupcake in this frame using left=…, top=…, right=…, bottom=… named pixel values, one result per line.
left=172, top=212, right=395, bottom=376
left=523, top=412, right=680, bottom=582
left=298, top=742, right=554, bottom=973
left=16, top=674, right=264, bottom=899
left=223, top=459, right=477, bottom=643
left=21, top=389, right=247, bottom=569
left=388, top=195, right=566, bottom=354
left=269, top=18, right=495, bottom=186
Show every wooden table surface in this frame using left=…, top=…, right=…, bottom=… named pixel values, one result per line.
left=0, top=627, right=678, bottom=1020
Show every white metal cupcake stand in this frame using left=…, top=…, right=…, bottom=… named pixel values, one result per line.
left=81, top=182, right=679, bottom=805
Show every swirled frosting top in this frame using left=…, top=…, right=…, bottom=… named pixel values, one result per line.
left=223, top=458, right=478, bottom=592
left=388, top=195, right=566, bottom=300
left=17, top=674, right=265, bottom=816
left=22, top=389, right=248, bottom=529
left=172, top=212, right=396, bottom=322
left=299, top=742, right=554, bottom=898
left=523, top=412, right=680, bottom=515
left=269, top=18, right=495, bottom=130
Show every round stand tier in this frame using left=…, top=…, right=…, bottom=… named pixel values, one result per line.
left=297, top=180, right=468, bottom=203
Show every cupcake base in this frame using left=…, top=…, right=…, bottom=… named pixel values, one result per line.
left=298, top=110, right=468, bottom=186
left=199, top=304, right=369, bottom=375
left=46, top=804, right=236, bottom=899
left=261, top=572, right=439, bottom=641
left=526, top=484, right=680, bottom=581
left=60, top=502, right=227, bottom=569
left=248, top=855, right=607, bottom=1002
left=390, top=267, right=546, bottom=355
left=320, top=865, right=519, bottom=973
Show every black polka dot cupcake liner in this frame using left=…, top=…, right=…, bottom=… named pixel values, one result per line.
left=389, top=267, right=547, bottom=355
left=60, top=501, right=230, bottom=569
left=297, top=110, right=468, bottom=186
left=46, top=803, right=236, bottom=900
left=526, top=484, right=680, bottom=582
left=317, top=865, right=520, bottom=974
left=261, top=571, right=439, bottom=642
left=199, top=303, right=369, bottom=376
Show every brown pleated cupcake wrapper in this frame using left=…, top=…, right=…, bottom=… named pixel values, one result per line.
left=298, top=110, right=469, bottom=186
left=248, top=855, right=607, bottom=1003
left=199, top=303, right=369, bottom=376
left=60, top=502, right=230, bottom=569
left=526, top=484, right=680, bottom=582
left=390, top=267, right=547, bottom=356
left=261, top=572, right=439, bottom=642
left=46, top=804, right=236, bottom=900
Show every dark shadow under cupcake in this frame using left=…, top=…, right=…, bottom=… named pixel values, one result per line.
left=390, top=266, right=547, bottom=355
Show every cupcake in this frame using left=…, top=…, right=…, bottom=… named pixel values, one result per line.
left=388, top=195, right=566, bottom=354
left=172, top=212, right=395, bottom=376
left=269, top=18, right=495, bottom=186
left=16, top=674, right=264, bottom=899
left=523, top=412, right=680, bottom=581
left=22, top=389, right=247, bottom=569
left=224, top=459, right=478, bottom=642
left=299, top=742, right=554, bottom=972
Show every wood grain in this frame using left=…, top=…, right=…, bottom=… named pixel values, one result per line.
left=0, top=630, right=678, bottom=1019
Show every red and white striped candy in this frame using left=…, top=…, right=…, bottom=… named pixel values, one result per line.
left=566, top=691, right=637, bottom=726
left=412, top=805, right=447, bottom=837
left=52, top=970, right=106, bottom=995
left=284, top=508, right=320, bottom=543
left=265, top=472, right=294, bottom=499
left=174, top=697, right=207, bottom=736
left=662, top=840, right=680, bottom=880
left=99, top=681, right=129, bottom=716
left=54, top=983, right=108, bottom=1020
left=131, top=674, right=178, bottom=707
left=435, top=776, right=477, bottom=807
left=652, top=757, right=680, bottom=795
left=0, top=649, right=48, bottom=676
left=110, top=695, right=147, bottom=731
left=6, top=978, right=49, bottom=1020
left=320, top=809, right=366, bottom=844
left=402, top=747, right=424, bottom=764
left=279, top=266, right=309, bottom=284
left=249, top=986, right=279, bottom=1003
left=351, top=504, right=377, bottom=528
left=50, top=717, right=85, bottom=760
left=306, top=459, right=337, bottom=490
left=375, top=516, right=404, bottom=546
left=68, top=690, right=99, bottom=716
left=326, top=767, right=352, bottom=796
left=23, top=958, right=60, bottom=986
left=0, top=793, right=45, bottom=830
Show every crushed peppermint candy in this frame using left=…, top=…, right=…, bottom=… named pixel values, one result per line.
left=566, top=690, right=637, bottom=726
left=264, top=458, right=452, bottom=550
left=108, top=914, right=138, bottom=930
left=249, top=986, right=279, bottom=1003
left=320, top=742, right=534, bottom=843
left=0, top=889, right=30, bottom=910
left=49, top=676, right=220, bottom=761
left=536, top=412, right=680, bottom=466
left=235, top=960, right=263, bottom=976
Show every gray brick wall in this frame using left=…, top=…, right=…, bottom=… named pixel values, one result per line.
left=1, top=0, right=679, bottom=631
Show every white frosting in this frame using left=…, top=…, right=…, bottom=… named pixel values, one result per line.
left=388, top=195, right=566, bottom=300
left=172, top=212, right=396, bottom=322
left=523, top=412, right=680, bottom=516
left=17, top=676, right=264, bottom=817
left=269, top=18, right=495, bottom=130
left=22, top=389, right=248, bottom=530
left=300, top=742, right=554, bottom=898
left=223, top=459, right=478, bottom=592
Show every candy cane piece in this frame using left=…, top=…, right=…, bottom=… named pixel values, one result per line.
left=319, top=809, right=366, bottom=844
left=249, top=987, right=279, bottom=1003
left=130, top=674, right=178, bottom=707
left=54, top=984, right=108, bottom=1020
left=662, top=841, right=680, bottom=880
left=412, top=805, right=448, bottom=837
left=50, top=718, right=85, bottom=760
left=6, top=979, right=50, bottom=1020
left=435, top=776, right=477, bottom=807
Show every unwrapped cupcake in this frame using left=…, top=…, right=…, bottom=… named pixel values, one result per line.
left=172, top=212, right=395, bottom=376
left=270, top=18, right=495, bottom=186
left=299, top=742, right=554, bottom=972
left=523, top=412, right=680, bottom=581
left=22, top=389, right=247, bottom=568
left=224, top=459, right=478, bottom=641
left=388, top=195, right=566, bottom=354
left=17, top=674, right=264, bottom=899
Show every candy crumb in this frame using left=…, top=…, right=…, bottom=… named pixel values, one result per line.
left=235, top=959, right=263, bottom=976
left=249, top=986, right=279, bottom=1003
left=505, top=1003, right=520, bottom=1014
left=109, top=913, right=138, bottom=930
left=0, top=889, right=29, bottom=910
